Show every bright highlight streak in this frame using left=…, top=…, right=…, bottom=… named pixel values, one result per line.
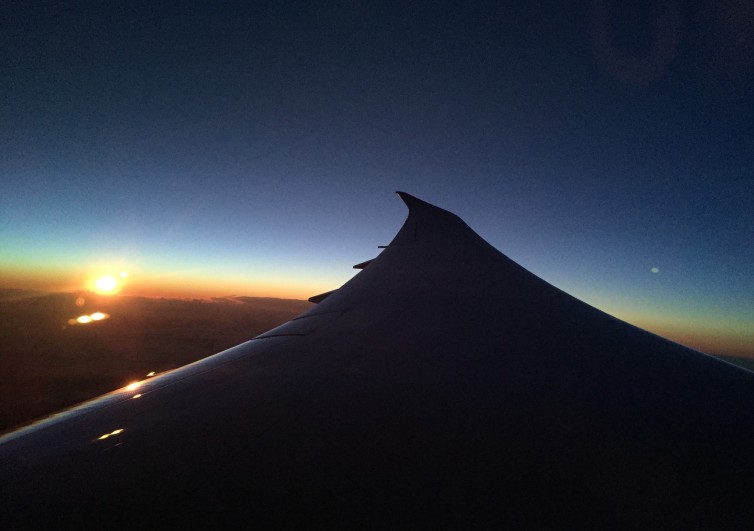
left=76, top=315, right=92, bottom=324
left=90, top=312, right=107, bottom=321
left=97, top=428, right=124, bottom=440
left=126, top=382, right=141, bottom=391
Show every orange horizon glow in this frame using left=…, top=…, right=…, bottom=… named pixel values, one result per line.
left=0, top=264, right=333, bottom=301
left=629, top=319, right=754, bottom=360
left=1, top=266, right=751, bottom=359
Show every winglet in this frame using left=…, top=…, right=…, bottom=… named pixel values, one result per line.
left=396, top=191, right=431, bottom=210
left=395, top=191, right=460, bottom=220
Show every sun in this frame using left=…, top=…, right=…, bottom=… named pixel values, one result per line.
left=95, top=275, right=118, bottom=293
left=93, top=274, right=121, bottom=294
left=88, top=268, right=129, bottom=295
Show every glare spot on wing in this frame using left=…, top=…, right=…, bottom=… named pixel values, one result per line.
left=97, top=428, right=124, bottom=440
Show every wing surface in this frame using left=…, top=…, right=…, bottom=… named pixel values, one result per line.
left=2, top=192, right=753, bottom=528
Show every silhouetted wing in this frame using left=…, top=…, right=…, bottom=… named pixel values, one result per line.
left=2, top=192, right=753, bottom=528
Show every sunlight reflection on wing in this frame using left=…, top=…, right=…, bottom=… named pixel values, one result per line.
left=97, top=428, right=124, bottom=441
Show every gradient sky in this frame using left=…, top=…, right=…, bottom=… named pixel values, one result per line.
left=1, top=1, right=752, bottom=356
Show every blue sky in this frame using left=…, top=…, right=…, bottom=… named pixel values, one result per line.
left=1, top=1, right=752, bottom=355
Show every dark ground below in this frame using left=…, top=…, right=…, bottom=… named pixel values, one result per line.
left=0, top=289, right=311, bottom=434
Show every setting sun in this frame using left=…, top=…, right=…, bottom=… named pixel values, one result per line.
left=90, top=270, right=129, bottom=295
left=95, top=275, right=119, bottom=293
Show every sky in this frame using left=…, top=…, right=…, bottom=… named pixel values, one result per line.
left=1, top=1, right=752, bottom=356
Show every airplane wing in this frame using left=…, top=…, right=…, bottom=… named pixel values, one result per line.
left=2, top=192, right=753, bottom=528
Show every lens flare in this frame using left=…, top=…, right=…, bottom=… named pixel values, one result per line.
left=69, top=312, right=110, bottom=325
